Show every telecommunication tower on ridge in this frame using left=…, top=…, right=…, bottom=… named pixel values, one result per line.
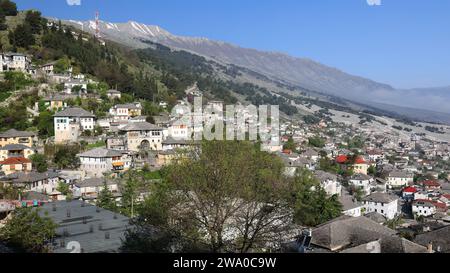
left=95, top=11, right=101, bottom=39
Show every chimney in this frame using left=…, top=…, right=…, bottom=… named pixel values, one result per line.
left=427, top=242, right=433, bottom=253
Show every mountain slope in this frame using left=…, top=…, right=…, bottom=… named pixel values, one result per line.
left=62, top=19, right=450, bottom=119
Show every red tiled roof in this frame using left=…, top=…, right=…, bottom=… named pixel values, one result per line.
left=414, top=199, right=447, bottom=210
left=403, top=187, right=418, bottom=193
left=355, top=157, right=367, bottom=164
left=282, top=149, right=292, bottom=155
left=421, top=180, right=441, bottom=187
left=336, top=155, right=348, bottom=164
left=0, top=157, right=31, bottom=165
left=443, top=194, right=450, bottom=199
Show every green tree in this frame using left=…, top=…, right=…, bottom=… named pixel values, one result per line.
left=34, top=111, right=54, bottom=138
left=96, top=182, right=117, bottom=212
left=30, top=154, right=48, bottom=173
left=0, top=0, right=18, bottom=16
left=0, top=9, right=7, bottom=31
left=0, top=208, right=57, bottom=253
left=308, top=136, right=325, bottom=148
left=9, top=23, right=35, bottom=49
left=291, top=168, right=342, bottom=227
left=56, top=181, right=72, bottom=200
left=122, top=141, right=293, bottom=253
left=53, top=145, right=80, bottom=169
left=25, top=10, right=43, bottom=34
left=283, top=136, right=296, bottom=151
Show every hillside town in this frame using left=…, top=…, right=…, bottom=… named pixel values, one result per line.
left=1, top=0, right=450, bottom=254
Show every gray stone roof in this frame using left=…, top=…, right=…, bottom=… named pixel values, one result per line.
left=37, top=200, right=130, bottom=253
left=350, top=173, right=372, bottom=181
left=114, top=103, right=141, bottom=110
left=314, top=170, right=337, bottom=182
left=54, top=107, right=95, bottom=118
left=43, top=94, right=76, bottom=101
left=312, top=216, right=396, bottom=251
left=362, top=192, right=398, bottom=204
left=339, top=190, right=363, bottom=211
left=107, top=89, right=121, bottom=94
left=75, top=178, right=117, bottom=188
left=414, top=226, right=450, bottom=253
left=120, top=122, right=162, bottom=132
left=0, top=171, right=60, bottom=184
left=341, top=237, right=428, bottom=253
left=364, top=212, right=387, bottom=224
left=77, top=148, right=122, bottom=158
left=0, top=144, right=33, bottom=151
left=388, top=170, right=413, bottom=178
left=0, top=129, right=36, bottom=138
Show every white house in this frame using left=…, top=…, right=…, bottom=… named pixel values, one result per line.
left=1, top=53, right=30, bottom=72
left=340, top=190, right=363, bottom=218
left=0, top=171, right=60, bottom=196
left=109, top=103, right=142, bottom=122
left=54, top=107, right=96, bottom=144
left=106, top=89, right=122, bottom=100
left=168, top=116, right=191, bottom=140
left=64, top=79, right=87, bottom=94
left=77, top=148, right=132, bottom=178
left=386, top=170, right=414, bottom=188
left=362, top=192, right=399, bottom=220
left=314, top=170, right=342, bottom=197
left=412, top=200, right=437, bottom=218
left=349, top=173, right=374, bottom=196
left=120, top=122, right=164, bottom=152
left=73, top=178, right=120, bottom=200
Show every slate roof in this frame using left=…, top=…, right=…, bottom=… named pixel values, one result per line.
left=314, top=170, right=337, bottom=182
left=339, top=190, right=363, bottom=211
left=0, top=129, right=36, bottom=138
left=414, top=226, right=450, bottom=253
left=341, top=237, right=428, bottom=253
left=0, top=144, right=33, bottom=151
left=120, top=122, right=162, bottom=132
left=54, top=107, right=95, bottom=118
left=0, top=171, right=59, bottom=184
left=77, top=148, right=122, bottom=158
left=114, top=103, right=141, bottom=110
left=74, top=178, right=117, bottom=188
left=364, top=212, right=387, bottom=224
left=362, top=192, right=398, bottom=204
left=350, top=173, right=372, bottom=181
left=312, top=216, right=396, bottom=251
left=37, top=200, right=130, bottom=253
left=388, top=170, right=413, bottom=178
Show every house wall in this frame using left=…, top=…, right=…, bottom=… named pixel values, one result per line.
left=412, top=204, right=436, bottom=217
left=352, top=163, right=368, bottom=175
left=54, top=117, right=94, bottom=144
left=0, top=148, right=35, bottom=161
left=343, top=207, right=362, bottom=217
left=364, top=200, right=398, bottom=220
left=0, top=162, right=32, bottom=175
left=79, top=155, right=131, bottom=178
left=387, top=177, right=412, bottom=187
left=0, top=136, right=34, bottom=148
left=126, top=130, right=163, bottom=152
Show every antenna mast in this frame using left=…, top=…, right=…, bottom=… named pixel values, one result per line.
left=95, top=11, right=100, bottom=39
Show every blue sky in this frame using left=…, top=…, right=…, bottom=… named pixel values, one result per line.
left=14, top=0, right=450, bottom=89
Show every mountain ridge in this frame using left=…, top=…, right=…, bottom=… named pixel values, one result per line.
left=60, top=18, right=450, bottom=122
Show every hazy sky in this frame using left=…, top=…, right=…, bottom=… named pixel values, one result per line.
left=14, top=0, right=450, bottom=89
